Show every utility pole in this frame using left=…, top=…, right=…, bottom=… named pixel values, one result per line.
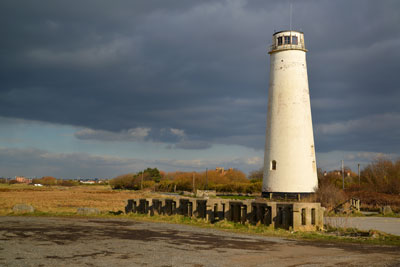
left=341, top=160, right=345, bottom=190
left=205, top=168, right=208, bottom=190
left=141, top=172, right=143, bottom=190
left=358, top=163, right=361, bottom=186
left=192, top=172, right=195, bottom=193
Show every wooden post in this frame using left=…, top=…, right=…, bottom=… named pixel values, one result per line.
left=141, top=172, right=143, bottom=190
left=192, top=173, right=195, bottom=193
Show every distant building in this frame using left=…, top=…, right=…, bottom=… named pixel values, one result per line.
left=80, top=180, right=96, bottom=184
left=15, top=176, right=32, bottom=184
left=215, top=167, right=233, bottom=175
left=215, top=167, right=225, bottom=173
left=331, top=170, right=352, bottom=177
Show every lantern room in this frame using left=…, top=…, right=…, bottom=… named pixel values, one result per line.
left=269, top=30, right=307, bottom=54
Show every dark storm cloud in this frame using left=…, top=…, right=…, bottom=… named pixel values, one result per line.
left=1, top=0, right=400, bottom=153
left=0, top=147, right=261, bottom=178
left=173, top=141, right=212, bottom=150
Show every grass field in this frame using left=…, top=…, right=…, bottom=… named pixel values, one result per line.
left=0, top=184, right=147, bottom=215
left=217, top=195, right=256, bottom=200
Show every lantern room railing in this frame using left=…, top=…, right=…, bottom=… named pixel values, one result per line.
left=269, top=43, right=307, bottom=53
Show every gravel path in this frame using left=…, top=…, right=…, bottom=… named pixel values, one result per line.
left=325, top=216, right=400, bottom=236
left=0, top=216, right=399, bottom=266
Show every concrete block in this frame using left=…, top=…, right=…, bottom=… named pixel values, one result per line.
left=12, top=204, right=35, bottom=214
left=76, top=207, right=100, bottom=216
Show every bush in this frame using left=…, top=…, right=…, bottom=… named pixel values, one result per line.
left=174, top=179, right=192, bottom=191
left=33, top=176, right=57, bottom=186
left=58, top=180, right=79, bottom=186
left=214, top=182, right=262, bottom=194
left=361, top=158, right=400, bottom=194
left=346, top=190, right=400, bottom=213
left=109, top=174, right=138, bottom=190
left=248, top=168, right=263, bottom=183
left=157, top=180, right=174, bottom=192
left=139, top=168, right=163, bottom=183
left=142, top=180, right=155, bottom=189
left=315, top=179, right=346, bottom=211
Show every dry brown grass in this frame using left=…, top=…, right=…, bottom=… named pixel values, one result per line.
left=315, top=181, right=347, bottom=212
left=346, top=190, right=400, bottom=212
left=0, top=184, right=155, bottom=215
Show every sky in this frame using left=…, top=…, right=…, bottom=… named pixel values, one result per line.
left=1, top=0, right=400, bottom=179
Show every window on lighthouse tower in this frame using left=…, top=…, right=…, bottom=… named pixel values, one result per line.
left=271, top=160, right=277, bottom=170
left=284, top=36, right=290, bottom=44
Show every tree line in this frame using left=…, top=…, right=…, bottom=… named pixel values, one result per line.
left=316, top=158, right=400, bottom=211
left=109, top=167, right=262, bottom=194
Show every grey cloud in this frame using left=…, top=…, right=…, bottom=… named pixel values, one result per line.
left=74, top=126, right=213, bottom=150
left=0, top=0, right=400, bottom=154
left=0, top=147, right=139, bottom=178
left=345, top=152, right=399, bottom=162
left=315, top=112, right=400, bottom=153
left=315, top=113, right=400, bottom=136
left=173, top=140, right=212, bottom=150
left=74, top=126, right=189, bottom=144
left=74, top=127, right=151, bottom=142
left=317, top=150, right=399, bottom=172
left=0, top=147, right=262, bottom=178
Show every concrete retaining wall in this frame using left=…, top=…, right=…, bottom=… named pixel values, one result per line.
left=125, top=197, right=324, bottom=231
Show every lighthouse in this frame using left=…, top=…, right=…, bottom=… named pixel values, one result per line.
left=262, top=30, right=318, bottom=198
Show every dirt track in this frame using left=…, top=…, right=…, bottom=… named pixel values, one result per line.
left=325, top=216, right=400, bottom=236
left=0, top=216, right=399, bottom=267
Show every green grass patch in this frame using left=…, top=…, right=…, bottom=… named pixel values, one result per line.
left=217, top=195, right=256, bottom=200
left=8, top=211, right=77, bottom=217
left=325, top=211, right=365, bottom=217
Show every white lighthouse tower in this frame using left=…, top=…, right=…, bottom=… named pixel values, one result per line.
left=262, top=30, right=318, bottom=198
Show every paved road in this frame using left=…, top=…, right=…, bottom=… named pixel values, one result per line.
left=325, top=216, right=400, bottom=236
left=0, top=216, right=399, bottom=267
